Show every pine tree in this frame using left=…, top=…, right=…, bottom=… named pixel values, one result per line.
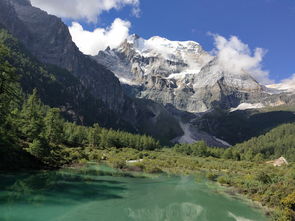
left=28, top=137, right=50, bottom=159
left=87, top=123, right=101, bottom=147
left=44, top=108, right=63, bottom=144
left=0, top=44, right=19, bottom=125
left=19, top=89, right=45, bottom=141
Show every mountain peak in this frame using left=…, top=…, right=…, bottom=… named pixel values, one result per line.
left=119, top=34, right=204, bottom=61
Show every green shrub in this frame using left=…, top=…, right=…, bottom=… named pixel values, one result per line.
left=206, top=172, right=219, bottom=181
left=108, top=158, right=126, bottom=169
left=217, top=175, right=231, bottom=185
left=28, top=138, right=50, bottom=159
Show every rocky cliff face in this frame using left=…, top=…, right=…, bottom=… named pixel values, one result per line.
left=0, top=0, right=187, bottom=145
left=94, top=34, right=288, bottom=113
left=0, top=0, right=124, bottom=112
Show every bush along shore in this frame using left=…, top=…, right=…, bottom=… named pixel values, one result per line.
left=75, top=147, right=294, bottom=221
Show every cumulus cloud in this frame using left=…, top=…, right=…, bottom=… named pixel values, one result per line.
left=31, top=0, right=140, bottom=23
left=268, top=74, right=295, bottom=92
left=212, top=35, right=273, bottom=84
left=69, top=18, right=131, bottom=55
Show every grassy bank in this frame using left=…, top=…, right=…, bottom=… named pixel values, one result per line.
left=52, top=146, right=294, bottom=221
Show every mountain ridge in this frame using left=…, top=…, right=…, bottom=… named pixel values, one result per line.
left=94, top=34, right=290, bottom=113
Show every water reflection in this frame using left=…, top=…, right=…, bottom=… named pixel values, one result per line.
left=228, top=212, right=254, bottom=221
left=0, top=168, right=126, bottom=206
left=127, top=202, right=204, bottom=221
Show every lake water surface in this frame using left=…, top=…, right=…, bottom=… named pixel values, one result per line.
left=0, top=165, right=268, bottom=221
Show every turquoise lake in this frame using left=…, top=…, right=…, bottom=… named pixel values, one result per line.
left=0, top=165, right=268, bottom=221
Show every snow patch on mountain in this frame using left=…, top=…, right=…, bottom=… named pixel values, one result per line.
left=213, top=137, right=231, bottom=146
left=230, top=103, right=265, bottom=112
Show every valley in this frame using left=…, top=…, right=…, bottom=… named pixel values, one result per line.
left=0, top=0, right=295, bottom=220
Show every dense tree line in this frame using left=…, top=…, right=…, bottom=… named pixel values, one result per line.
left=1, top=89, right=160, bottom=165
left=173, top=141, right=224, bottom=158
left=0, top=39, right=159, bottom=168
left=231, top=123, right=295, bottom=161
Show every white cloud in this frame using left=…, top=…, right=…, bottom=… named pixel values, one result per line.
left=212, top=35, right=273, bottom=84
left=281, top=74, right=295, bottom=87
left=267, top=74, right=295, bottom=92
left=69, top=18, right=131, bottom=55
left=31, top=0, right=140, bottom=23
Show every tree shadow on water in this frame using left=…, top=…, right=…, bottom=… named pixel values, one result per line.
left=0, top=170, right=127, bottom=206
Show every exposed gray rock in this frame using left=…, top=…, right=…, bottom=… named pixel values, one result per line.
left=93, top=34, right=295, bottom=146
left=94, top=34, right=294, bottom=113
left=0, top=0, right=124, bottom=112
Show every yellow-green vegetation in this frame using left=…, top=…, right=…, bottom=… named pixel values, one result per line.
left=282, top=192, right=295, bottom=219
left=54, top=146, right=295, bottom=221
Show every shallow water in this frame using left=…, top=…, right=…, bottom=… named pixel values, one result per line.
left=0, top=165, right=267, bottom=221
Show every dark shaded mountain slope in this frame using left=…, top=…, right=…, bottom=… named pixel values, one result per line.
left=0, top=0, right=183, bottom=144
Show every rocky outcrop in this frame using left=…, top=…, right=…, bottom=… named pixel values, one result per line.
left=267, top=157, right=289, bottom=167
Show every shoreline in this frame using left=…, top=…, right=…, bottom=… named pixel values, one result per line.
left=77, top=162, right=272, bottom=219
left=0, top=155, right=289, bottom=220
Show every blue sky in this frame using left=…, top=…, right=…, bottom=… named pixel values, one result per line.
left=32, top=0, right=295, bottom=83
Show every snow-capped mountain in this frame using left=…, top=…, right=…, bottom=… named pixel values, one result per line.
left=93, top=34, right=271, bottom=112
left=95, top=34, right=212, bottom=85
left=92, top=34, right=295, bottom=145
